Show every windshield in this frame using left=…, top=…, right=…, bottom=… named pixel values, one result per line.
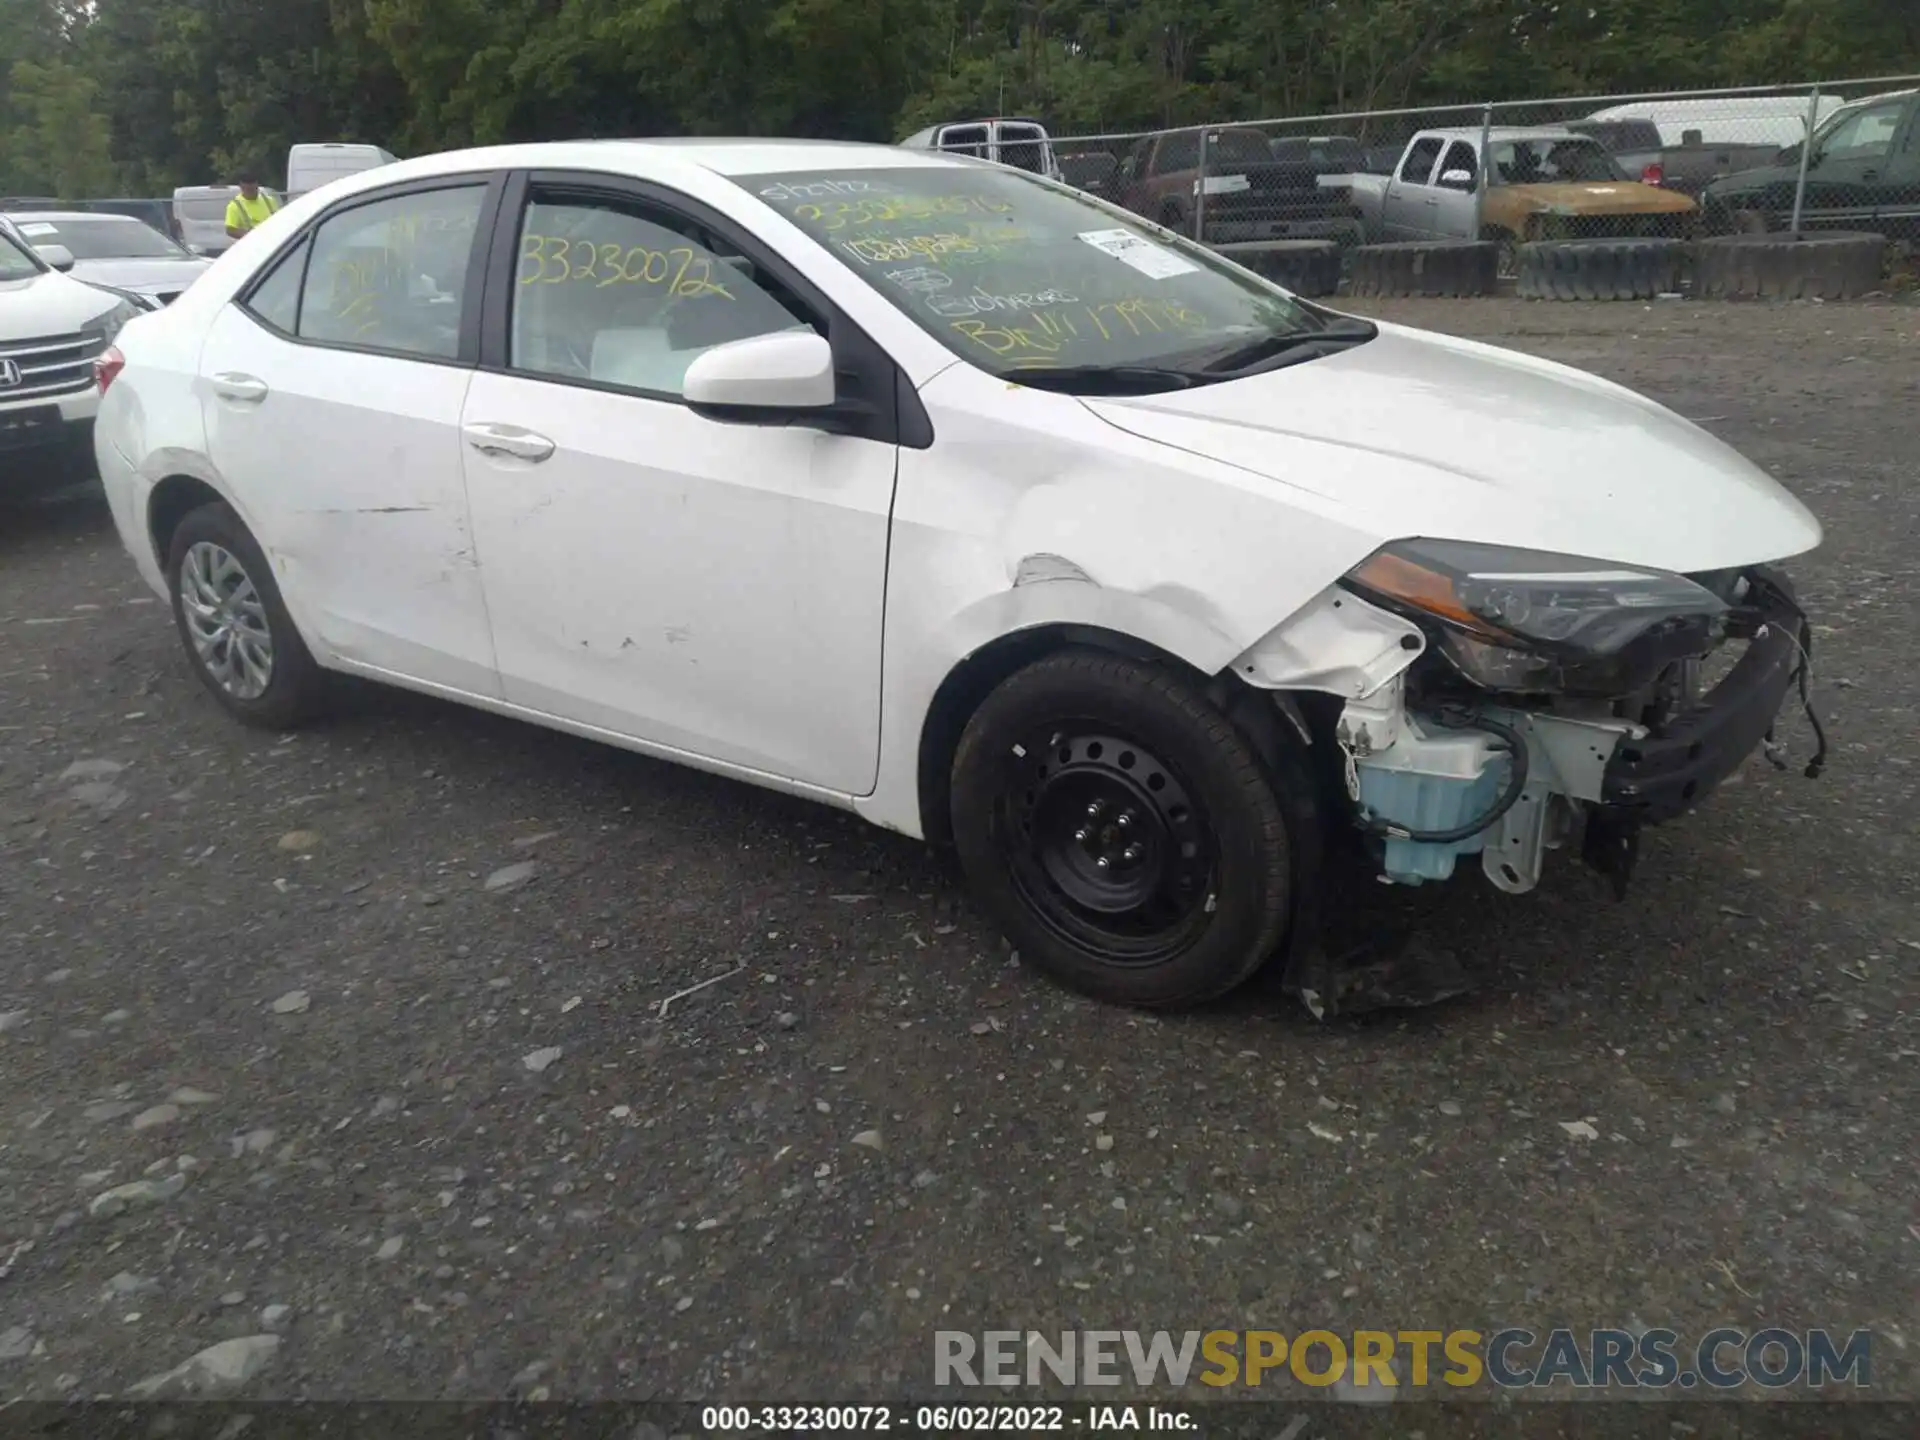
left=15, top=216, right=188, bottom=260
left=1491, top=138, right=1625, bottom=184
left=1209, top=130, right=1276, bottom=166
left=0, top=228, right=45, bottom=281
left=1273, top=138, right=1363, bottom=167
left=747, top=165, right=1348, bottom=383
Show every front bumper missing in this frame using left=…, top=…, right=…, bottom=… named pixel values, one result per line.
left=1336, top=567, right=1818, bottom=901
left=1259, top=569, right=1821, bottom=1019
left=1600, top=571, right=1809, bottom=824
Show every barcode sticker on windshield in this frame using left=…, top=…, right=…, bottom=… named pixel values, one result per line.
left=1076, top=229, right=1197, bottom=280
left=18, top=222, right=58, bottom=236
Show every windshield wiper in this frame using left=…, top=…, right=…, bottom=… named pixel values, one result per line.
left=1005, top=364, right=1204, bottom=395
left=1190, top=320, right=1378, bottom=376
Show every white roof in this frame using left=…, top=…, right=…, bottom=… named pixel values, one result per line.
left=0, top=210, right=141, bottom=223
left=1416, top=126, right=1590, bottom=144
left=323, top=137, right=982, bottom=191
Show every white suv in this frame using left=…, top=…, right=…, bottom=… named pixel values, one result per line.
left=1, top=218, right=141, bottom=477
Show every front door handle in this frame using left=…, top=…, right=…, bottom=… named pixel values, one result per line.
left=1861, top=168, right=1879, bottom=181
left=211, top=372, right=268, bottom=403
left=463, top=423, right=555, bottom=463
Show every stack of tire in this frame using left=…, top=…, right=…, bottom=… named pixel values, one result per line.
left=1232, top=240, right=1342, bottom=298
left=1347, top=241, right=1497, bottom=298
left=1691, top=232, right=1887, bottom=301
left=1514, top=239, right=1685, bottom=301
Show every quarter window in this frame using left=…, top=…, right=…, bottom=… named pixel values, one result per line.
left=296, top=185, right=484, bottom=359
left=508, top=192, right=815, bottom=399
left=243, top=237, right=309, bottom=332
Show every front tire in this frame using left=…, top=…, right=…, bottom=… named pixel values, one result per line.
left=949, top=650, right=1302, bottom=1009
left=166, top=500, right=327, bottom=729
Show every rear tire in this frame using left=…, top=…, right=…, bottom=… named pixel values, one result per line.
left=948, top=650, right=1304, bottom=1009
left=165, top=500, right=328, bottom=730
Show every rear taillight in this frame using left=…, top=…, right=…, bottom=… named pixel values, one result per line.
left=95, top=345, right=125, bottom=394
left=1640, top=162, right=1664, bottom=186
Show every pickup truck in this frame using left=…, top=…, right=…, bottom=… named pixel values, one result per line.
left=1699, top=87, right=1920, bottom=236
left=1112, top=126, right=1365, bottom=248
left=1564, top=117, right=1781, bottom=198
left=1350, top=126, right=1698, bottom=269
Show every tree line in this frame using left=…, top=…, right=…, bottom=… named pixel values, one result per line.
left=3, top=0, right=1916, bottom=199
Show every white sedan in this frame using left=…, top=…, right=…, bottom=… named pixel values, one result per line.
left=94, top=139, right=1824, bottom=1010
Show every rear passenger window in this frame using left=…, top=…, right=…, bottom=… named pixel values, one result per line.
left=1399, top=138, right=1444, bottom=184
left=243, top=238, right=309, bottom=333
left=297, top=185, right=483, bottom=360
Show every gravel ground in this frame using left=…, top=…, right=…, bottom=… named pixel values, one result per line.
left=0, top=299, right=1915, bottom=1405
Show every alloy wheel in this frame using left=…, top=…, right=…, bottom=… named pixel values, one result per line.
left=178, top=540, right=275, bottom=701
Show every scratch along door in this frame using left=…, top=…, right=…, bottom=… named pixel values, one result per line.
left=198, top=179, right=500, bottom=697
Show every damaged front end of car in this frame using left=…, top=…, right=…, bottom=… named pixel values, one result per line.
left=1332, top=538, right=1825, bottom=899
left=1233, top=539, right=1826, bottom=1010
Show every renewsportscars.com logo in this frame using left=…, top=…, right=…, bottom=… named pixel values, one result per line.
left=934, top=1327, right=1873, bottom=1391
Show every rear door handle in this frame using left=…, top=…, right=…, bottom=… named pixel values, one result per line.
left=1861, top=168, right=1879, bottom=181
left=211, top=372, right=268, bottom=403
left=463, top=423, right=555, bottom=463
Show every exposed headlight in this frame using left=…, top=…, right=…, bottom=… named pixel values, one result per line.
left=1344, top=538, right=1728, bottom=696
left=79, top=297, right=144, bottom=355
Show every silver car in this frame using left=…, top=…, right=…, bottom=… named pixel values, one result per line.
left=4, top=211, right=212, bottom=309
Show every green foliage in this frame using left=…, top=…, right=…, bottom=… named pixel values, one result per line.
left=0, top=0, right=1915, bottom=200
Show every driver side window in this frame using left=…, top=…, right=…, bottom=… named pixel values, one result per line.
left=1437, top=140, right=1478, bottom=190
left=1819, top=101, right=1904, bottom=160
left=508, top=191, right=816, bottom=400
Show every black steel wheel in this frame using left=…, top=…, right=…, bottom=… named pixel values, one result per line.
left=1004, top=729, right=1215, bottom=965
left=950, top=649, right=1310, bottom=1009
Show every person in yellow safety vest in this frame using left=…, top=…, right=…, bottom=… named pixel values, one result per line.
left=224, top=174, right=279, bottom=241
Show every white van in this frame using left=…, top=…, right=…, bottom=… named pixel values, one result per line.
left=899, top=118, right=1064, bottom=182
left=285, top=143, right=398, bottom=201
left=1581, top=94, right=1844, bottom=149
left=171, top=184, right=286, bottom=257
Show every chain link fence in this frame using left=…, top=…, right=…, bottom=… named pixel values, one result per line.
left=1050, top=75, right=1920, bottom=280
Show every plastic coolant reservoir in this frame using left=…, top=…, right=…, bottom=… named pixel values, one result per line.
left=1354, top=724, right=1511, bottom=884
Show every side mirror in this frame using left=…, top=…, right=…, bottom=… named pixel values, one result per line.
left=36, top=242, right=76, bottom=272
left=682, top=330, right=835, bottom=423
left=1439, top=168, right=1475, bottom=190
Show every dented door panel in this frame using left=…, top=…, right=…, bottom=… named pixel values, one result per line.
left=459, top=370, right=897, bottom=795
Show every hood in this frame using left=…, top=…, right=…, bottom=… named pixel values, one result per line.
left=1079, top=323, right=1820, bottom=575
left=0, top=268, right=124, bottom=341
left=1499, top=181, right=1697, bottom=214
left=69, top=257, right=212, bottom=295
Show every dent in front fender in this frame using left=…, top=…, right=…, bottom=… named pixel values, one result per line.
left=1231, top=587, right=1426, bottom=700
